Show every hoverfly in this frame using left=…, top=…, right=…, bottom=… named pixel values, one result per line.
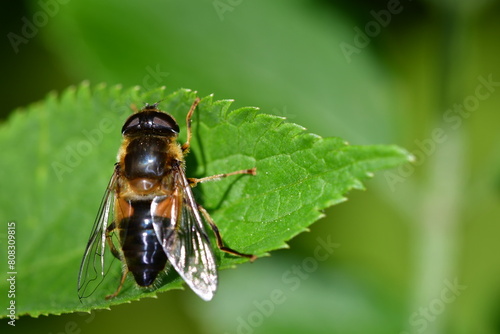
left=77, top=97, right=256, bottom=301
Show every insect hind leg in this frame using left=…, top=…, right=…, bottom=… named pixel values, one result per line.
left=105, top=269, right=129, bottom=300
left=106, top=222, right=121, bottom=260
left=198, top=205, right=257, bottom=262
left=105, top=222, right=129, bottom=299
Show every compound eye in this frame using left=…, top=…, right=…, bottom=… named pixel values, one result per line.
left=151, top=114, right=179, bottom=134
left=122, top=111, right=180, bottom=136
left=122, top=114, right=145, bottom=135
left=124, top=117, right=140, bottom=130
left=122, top=115, right=139, bottom=135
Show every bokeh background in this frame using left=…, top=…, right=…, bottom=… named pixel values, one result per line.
left=1, top=0, right=500, bottom=333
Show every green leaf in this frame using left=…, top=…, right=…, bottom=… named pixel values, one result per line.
left=0, top=84, right=411, bottom=317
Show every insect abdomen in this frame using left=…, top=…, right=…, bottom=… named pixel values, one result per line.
left=119, top=200, right=167, bottom=287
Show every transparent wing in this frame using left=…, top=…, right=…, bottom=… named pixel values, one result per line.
left=152, top=165, right=218, bottom=301
left=77, top=168, right=119, bottom=300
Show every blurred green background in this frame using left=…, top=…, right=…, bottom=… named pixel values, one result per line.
left=1, top=0, right=500, bottom=333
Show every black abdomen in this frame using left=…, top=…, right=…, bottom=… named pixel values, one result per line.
left=119, top=200, right=167, bottom=286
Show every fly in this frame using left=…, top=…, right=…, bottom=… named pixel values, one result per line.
left=77, top=97, right=256, bottom=301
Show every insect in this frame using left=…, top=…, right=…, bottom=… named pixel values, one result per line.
left=77, top=97, right=256, bottom=301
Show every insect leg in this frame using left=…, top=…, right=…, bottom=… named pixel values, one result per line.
left=104, top=222, right=129, bottom=299
left=106, top=222, right=121, bottom=260
left=105, top=269, right=128, bottom=300
left=181, top=97, right=201, bottom=154
left=130, top=103, right=139, bottom=113
left=198, top=205, right=257, bottom=262
left=188, top=167, right=256, bottom=187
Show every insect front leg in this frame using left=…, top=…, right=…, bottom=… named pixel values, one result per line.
left=181, top=97, right=201, bottom=154
left=198, top=205, right=257, bottom=262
